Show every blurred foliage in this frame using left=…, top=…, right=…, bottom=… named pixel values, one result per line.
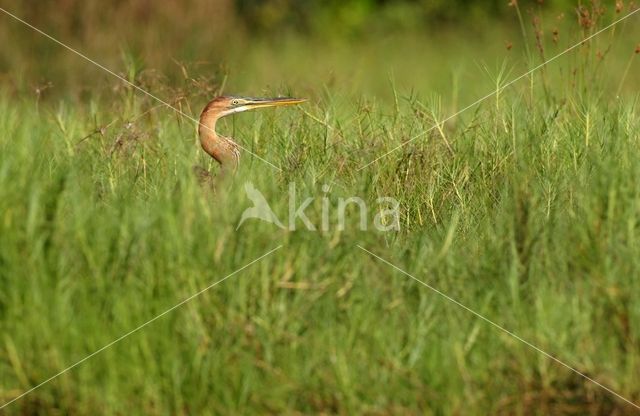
left=2, top=0, right=636, bottom=96
left=4, top=0, right=599, bottom=39
left=234, top=0, right=594, bottom=34
left=236, top=0, right=508, bottom=33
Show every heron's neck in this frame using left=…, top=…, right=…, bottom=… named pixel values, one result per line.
left=198, top=110, right=239, bottom=170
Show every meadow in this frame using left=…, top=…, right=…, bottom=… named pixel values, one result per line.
left=1, top=1, right=640, bottom=414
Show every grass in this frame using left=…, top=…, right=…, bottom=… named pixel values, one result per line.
left=2, top=4, right=640, bottom=415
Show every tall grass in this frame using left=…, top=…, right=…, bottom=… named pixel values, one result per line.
left=1, top=2, right=640, bottom=414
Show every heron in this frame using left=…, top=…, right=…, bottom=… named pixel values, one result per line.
left=197, top=96, right=306, bottom=177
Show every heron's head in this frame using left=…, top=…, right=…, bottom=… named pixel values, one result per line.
left=204, top=95, right=306, bottom=117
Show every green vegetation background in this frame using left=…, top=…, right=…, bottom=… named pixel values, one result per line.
left=1, top=0, right=640, bottom=414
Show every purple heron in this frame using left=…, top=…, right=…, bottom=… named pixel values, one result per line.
left=198, top=96, right=306, bottom=174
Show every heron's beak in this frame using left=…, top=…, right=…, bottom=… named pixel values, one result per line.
left=244, top=97, right=307, bottom=109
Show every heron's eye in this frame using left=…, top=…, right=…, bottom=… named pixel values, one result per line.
left=231, top=99, right=240, bottom=106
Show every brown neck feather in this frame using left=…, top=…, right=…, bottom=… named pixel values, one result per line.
left=198, top=106, right=239, bottom=171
